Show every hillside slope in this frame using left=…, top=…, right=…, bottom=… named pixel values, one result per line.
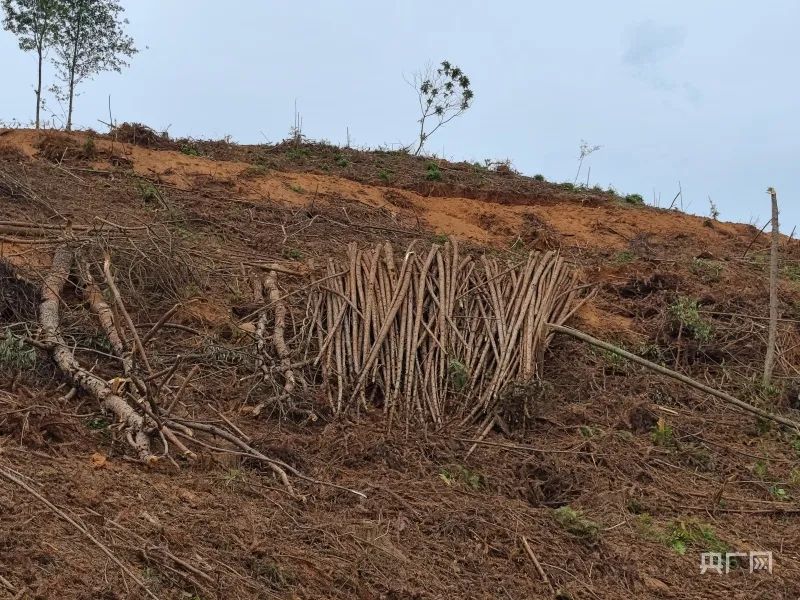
left=1, top=127, right=800, bottom=599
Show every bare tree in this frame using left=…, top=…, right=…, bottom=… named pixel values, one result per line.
left=2, top=0, right=62, bottom=129
left=49, top=0, right=136, bottom=131
left=574, top=140, right=601, bottom=185
left=409, top=60, right=473, bottom=156
left=763, top=187, right=779, bottom=387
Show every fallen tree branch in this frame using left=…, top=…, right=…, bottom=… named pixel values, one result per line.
left=40, top=245, right=156, bottom=461
left=548, top=323, right=800, bottom=431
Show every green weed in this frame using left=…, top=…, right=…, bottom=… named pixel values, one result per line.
left=439, top=465, right=484, bottom=490
left=425, top=162, right=442, bottom=181
left=180, top=143, right=200, bottom=156
left=0, top=332, right=36, bottom=372
left=651, top=417, right=675, bottom=448
left=664, top=520, right=727, bottom=556
left=553, top=506, right=600, bottom=543
left=334, top=154, right=348, bottom=167
left=448, top=360, right=469, bottom=391
left=623, top=193, right=645, bottom=206
left=378, top=169, right=391, bottom=182
left=612, top=250, right=635, bottom=265
left=669, top=296, right=712, bottom=343
left=283, top=248, right=303, bottom=260
left=691, top=258, right=723, bottom=283
left=533, top=174, right=545, bottom=182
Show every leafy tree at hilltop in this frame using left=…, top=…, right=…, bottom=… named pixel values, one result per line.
left=409, top=60, right=474, bottom=156
left=2, top=0, right=62, bottom=128
left=50, top=0, right=136, bottom=131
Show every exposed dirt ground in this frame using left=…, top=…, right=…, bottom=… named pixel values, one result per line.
left=2, top=127, right=800, bottom=599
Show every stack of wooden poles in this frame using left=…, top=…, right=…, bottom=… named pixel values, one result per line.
left=304, top=241, right=581, bottom=426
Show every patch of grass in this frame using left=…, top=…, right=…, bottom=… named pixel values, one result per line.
left=439, top=465, right=484, bottom=490
left=691, top=258, right=723, bottom=283
left=286, top=147, right=310, bottom=161
left=223, top=468, right=245, bottom=487
left=378, top=168, right=391, bottom=182
left=579, top=425, right=599, bottom=439
left=0, top=331, right=36, bottom=372
left=789, top=467, right=800, bottom=487
left=425, top=162, right=442, bottom=181
left=288, top=183, right=305, bottom=194
left=781, top=263, right=800, bottom=283
left=334, top=154, right=348, bottom=167
left=623, top=193, right=645, bottom=206
left=668, top=296, right=712, bottom=343
left=612, top=250, right=635, bottom=265
left=664, top=520, right=727, bottom=556
left=559, top=182, right=576, bottom=191
left=180, top=143, right=200, bottom=156
left=651, top=417, right=675, bottom=448
left=432, top=233, right=449, bottom=244
left=136, top=180, right=162, bottom=204
left=283, top=247, right=303, bottom=260
left=553, top=506, right=600, bottom=543
left=769, top=485, right=791, bottom=501
left=241, top=164, right=269, bottom=178
left=752, top=460, right=769, bottom=480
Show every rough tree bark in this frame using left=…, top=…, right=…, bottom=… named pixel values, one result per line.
left=40, top=245, right=155, bottom=461
left=763, top=187, right=779, bottom=387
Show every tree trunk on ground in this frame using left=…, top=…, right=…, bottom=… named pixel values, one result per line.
left=40, top=245, right=155, bottom=461
left=763, top=188, right=779, bottom=387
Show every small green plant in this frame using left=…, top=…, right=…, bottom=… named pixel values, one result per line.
left=288, top=183, right=304, bottom=194
left=559, top=182, right=576, bottom=191
left=769, top=485, right=790, bottom=501
left=180, top=143, right=200, bottom=156
left=432, top=233, right=449, bottom=244
left=241, top=164, right=269, bottom=177
left=0, top=332, right=36, bottom=372
left=223, top=468, right=245, bottom=487
left=626, top=498, right=646, bottom=515
left=789, top=467, right=800, bottom=487
left=82, top=136, right=96, bottom=157
left=669, top=296, right=712, bottom=343
left=691, top=258, right=723, bottom=283
left=86, top=415, right=109, bottom=430
left=439, top=465, right=484, bottom=490
left=533, top=174, right=545, bottom=181
left=136, top=180, right=160, bottom=203
left=664, top=520, right=727, bottom=556
left=781, top=263, right=800, bottom=283
left=579, top=425, right=599, bottom=439
left=378, top=168, right=391, bottom=182
left=286, top=147, right=310, bottom=161
left=612, top=250, right=635, bottom=265
left=651, top=417, right=675, bottom=448
left=753, top=460, right=769, bottom=480
left=708, top=198, right=720, bottom=220
left=623, top=193, right=645, bottom=206
left=334, top=154, right=348, bottom=167
left=448, top=359, right=469, bottom=391
left=283, top=247, right=303, bottom=260
left=425, top=162, right=442, bottom=181
left=553, top=506, right=600, bottom=543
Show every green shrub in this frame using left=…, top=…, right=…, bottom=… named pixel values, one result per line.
left=669, top=296, right=712, bottom=342
left=425, top=162, right=442, bottom=181
left=533, top=174, right=545, bottom=181
left=180, top=143, right=200, bottom=156
left=553, top=506, right=600, bottom=543
left=0, top=332, right=36, bottom=372
left=623, top=193, right=644, bottom=205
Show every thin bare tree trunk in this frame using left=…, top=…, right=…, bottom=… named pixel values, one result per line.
left=763, top=187, right=779, bottom=387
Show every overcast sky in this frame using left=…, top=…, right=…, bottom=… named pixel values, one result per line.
left=3, top=1, right=798, bottom=231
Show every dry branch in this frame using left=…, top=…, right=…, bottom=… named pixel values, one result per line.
left=549, top=323, right=800, bottom=431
